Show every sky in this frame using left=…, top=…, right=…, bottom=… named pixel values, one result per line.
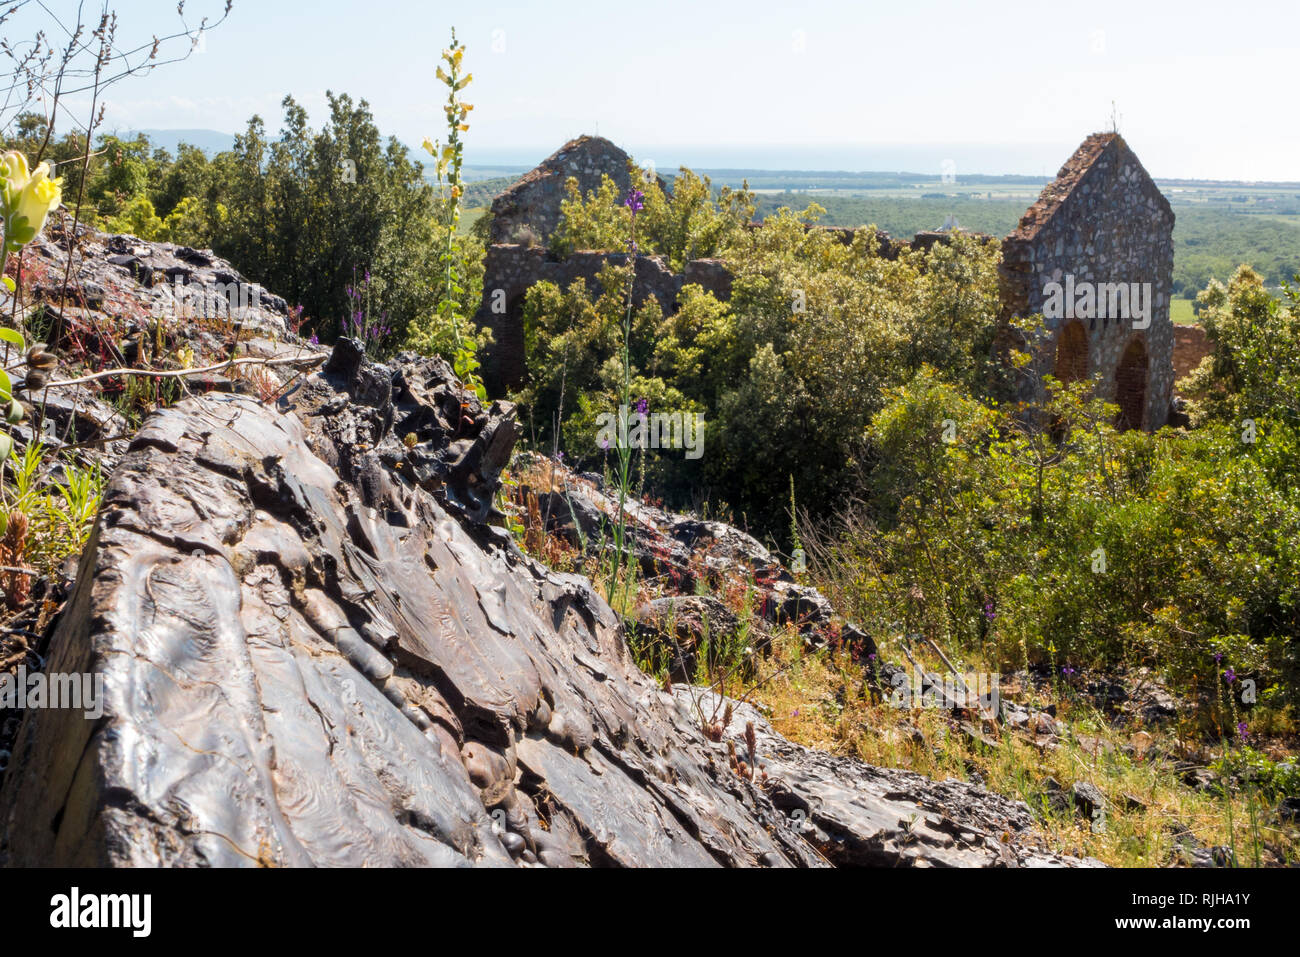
left=8, top=0, right=1299, bottom=180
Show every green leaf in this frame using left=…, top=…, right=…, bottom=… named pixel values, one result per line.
left=1, top=276, right=14, bottom=293
left=0, top=327, right=24, bottom=349
left=5, top=399, right=21, bottom=424
left=0, top=432, right=12, bottom=463
left=0, top=367, right=10, bottom=399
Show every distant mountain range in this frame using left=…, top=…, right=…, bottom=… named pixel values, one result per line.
left=119, top=128, right=237, bottom=155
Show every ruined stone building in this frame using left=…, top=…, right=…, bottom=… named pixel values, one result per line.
left=488, top=135, right=642, bottom=246
left=999, top=133, right=1175, bottom=430
left=478, top=132, right=1176, bottom=429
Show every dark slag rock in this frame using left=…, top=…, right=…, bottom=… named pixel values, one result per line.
left=0, top=343, right=1097, bottom=868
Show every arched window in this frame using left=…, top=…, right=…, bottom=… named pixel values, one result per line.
left=1115, top=337, right=1148, bottom=430
left=1054, top=320, right=1089, bottom=384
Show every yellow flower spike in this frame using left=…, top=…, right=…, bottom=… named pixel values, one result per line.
left=1, top=153, right=62, bottom=251
left=1, top=150, right=31, bottom=209
left=452, top=48, right=463, bottom=68
left=0, top=150, right=30, bottom=187
left=421, top=138, right=437, bottom=155
left=436, top=65, right=449, bottom=84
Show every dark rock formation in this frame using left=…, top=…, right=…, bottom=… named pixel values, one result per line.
left=633, top=595, right=747, bottom=684
left=1, top=222, right=304, bottom=461
left=22, top=226, right=291, bottom=339
left=515, top=468, right=846, bottom=647
left=688, top=691, right=1090, bottom=867
left=0, top=343, right=1094, bottom=867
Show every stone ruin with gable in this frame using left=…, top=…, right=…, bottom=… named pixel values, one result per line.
left=476, top=132, right=1176, bottom=429
left=999, top=133, right=1175, bottom=430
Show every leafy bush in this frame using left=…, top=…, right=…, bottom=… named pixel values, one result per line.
left=810, top=359, right=1300, bottom=718
left=5, top=94, right=471, bottom=351
left=521, top=187, right=1005, bottom=534
left=550, top=167, right=754, bottom=270
left=1180, top=264, right=1300, bottom=433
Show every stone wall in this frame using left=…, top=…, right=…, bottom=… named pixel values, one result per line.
left=477, top=246, right=728, bottom=394
left=478, top=226, right=947, bottom=394
left=476, top=231, right=928, bottom=394
left=490, top=135, right=639, bottom=246
left=1172, top=323, right=1212, bottom=385
left=999, top=133, right=1176, bottom=429
left=480, top=132, right=1175, bottom=427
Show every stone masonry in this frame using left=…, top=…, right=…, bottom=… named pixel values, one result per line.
left=480, top=132, right=1176, bottom=431
left=490, top=135, right=645, bottom=246
left=477, top=245, right=731, bottom=393
left=999, top=133, right=1175, bottom=429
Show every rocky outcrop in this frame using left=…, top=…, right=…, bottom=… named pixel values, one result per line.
left=519, top=465, right=844, bottom=645
left=0, top=342, right=1092, bottom=867
left=3, top=222, right=301, bottom=465
left=687, top=691, right=1088, bottom=867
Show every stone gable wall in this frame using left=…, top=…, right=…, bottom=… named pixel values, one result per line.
left=489, top=135, right=638, bottom=246
left=480, top=133, right=1176, bottom=431
left=1000, top=134, right=1175, bottom=429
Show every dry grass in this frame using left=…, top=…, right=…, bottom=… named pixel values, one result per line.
left=501, top=457, right=1300, bottom=868
left=745, top=633, right=1299, bottom=867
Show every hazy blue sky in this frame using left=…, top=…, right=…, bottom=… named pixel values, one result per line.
left=13, top=0, right=1298, bottom=179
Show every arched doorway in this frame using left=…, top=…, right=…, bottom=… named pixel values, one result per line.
left=1115, top=337, right=1148, bottom=430
left=1054, top=320, right=1089, bottom=384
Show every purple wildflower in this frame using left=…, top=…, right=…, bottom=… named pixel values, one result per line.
left=624, top=189, right=644, bottom=214
left=600, top=436, right=610, bottom=450
left=1062, top=666, right=1076, bottom=676
left=983, top=600, right=996, bottom=622
left=635, top=397, right=649, bottom=417
left=1237, top=721, right=1249, bottom=741
left=309, top=334, right=319, bottom=345
left=1214, top=652, right=1223, bottom=663
left=1224, top=667, right=1236, bottom=684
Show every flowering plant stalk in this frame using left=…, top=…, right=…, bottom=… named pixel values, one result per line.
left=0, top=150, right=60, bottom=473
left=0, top=150, right=63, bottom=308
left=422, top=29, right=486, bottom=400
left=342, top=267, right=390, bottom=356
left=606, top=187, right=645, bottom=607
